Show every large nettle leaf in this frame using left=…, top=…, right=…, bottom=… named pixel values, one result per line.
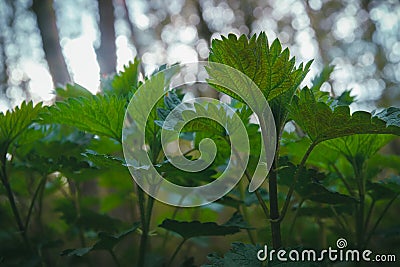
left=209, top=32, right=312, bottom=129
left=43, top=94, right=125, bottom=142
left=209, top=33, right=311, bottom=102
left=0, top=101, right=43, bottom=157
left=289, top=87, right=400, bottom=144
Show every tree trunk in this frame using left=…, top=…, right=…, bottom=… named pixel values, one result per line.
left=96, top=0, right=117, bottom=75
left=32, top=0, right=71, bottom=87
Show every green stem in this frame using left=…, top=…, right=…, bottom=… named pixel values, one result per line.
left=137, top=188, right=147, bottom=267
left=161, top=195, right=185, bottom=249
left=330, top=206, right=348, bottom=233
left=331, top=163, right=354, bottom=196
left=287, top=198, right=305, bottom=243
left=167, top=239, right=187, bottom=267
left=354, top=165, right=365, bottom=248
left=364, top=198, right=375, bottom=234
left=138, top=186, right=155, bottom=267
left=0, top=156, right=29, bottom=247
left=109, top=249, right=121, bottom=267
left=244, top=170, right=270, bottom=219
left=25, top=175, right=47, bottom=230
left=258, top=115, right=281, bottom=249
left=226, top=136, right=270, bottom=219
left=269, top=158, right=281, bottom=248
left=239, top=182, right=255, bottom=244
left=364, top=194, right=398, bottom=248
left=278, top=142, right=316, bottom=222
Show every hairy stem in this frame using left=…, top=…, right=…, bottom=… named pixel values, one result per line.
left=269, top=159, right=281, bottom=248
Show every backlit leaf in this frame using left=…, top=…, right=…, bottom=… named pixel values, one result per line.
left=43, top=95, right=125, bottom=142
left=289, top=88, right=400, bottom=144
left=0, top=101, right=43, bottom=157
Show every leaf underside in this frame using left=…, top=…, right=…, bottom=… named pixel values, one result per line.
left=290, top=88, right=400, bottom=144
left=43, top=95, right=125, bottom=142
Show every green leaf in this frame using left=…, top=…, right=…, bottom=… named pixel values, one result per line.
left=159, top=213, right=246, bottom=240
left=204, top=242, right=262, bottom=267
left=82, top=150, right=126, bottom=170
left=323, top=134, right=394, bottom=166
left=55, top=83, right=93, bottom=99
left=310, top=65, right=354, bottom=108
left=296, top=205, right=353, bottom=218
left=55, top=200, right=123, bottom=232
left=209, top=33, right=311, bottom=103
left=156, top=94, right=226, bottom=136
left=311, top=65, right=334, bottom=94
left=61, top=247, right=92, bottom=257
left=279, top=160, right=357, bottom=204
left=0, top=101, right=43, bottom=157
left=155, top=160, right=217, bottom=187
left=215, top=195, right=244, bottom=209
left=375, top=176, right=400, bottom=196
left=222, top=212, right=253, bottom=229
left=335, top=90, right=355, bottom=106
left=61, top=223, right=140, bottom=257
left=92, top=222, right=140, bottom=251
left=243, top=188, right=269, bottom=207
left=208, top=32, right=311, bottom=135
left=43, top=95, right=125, bottom=142
left=289, top=88, right=400, bottom=144
left=107, top=59, right=140, bottom=97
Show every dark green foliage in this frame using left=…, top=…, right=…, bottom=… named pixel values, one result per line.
left=61, top=222, right=140, bottom=256
left=0, top=101, right=43, bottom=156
left=0, top=32, right=399, bottom=266
left=159, top=214, right=246, bottom=240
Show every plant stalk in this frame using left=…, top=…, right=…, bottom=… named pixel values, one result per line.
left=0, top=156, right=29, bottom=246
left=364, top=194, right=398, bottom=248
left=109, top=249, right=121, bottom=267
left=279, top=142, right=316, bottom=222
left=167, top=239, right=187, bottom=267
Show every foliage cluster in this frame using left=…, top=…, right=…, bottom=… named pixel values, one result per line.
left=0, top=33, right=399, bottom=266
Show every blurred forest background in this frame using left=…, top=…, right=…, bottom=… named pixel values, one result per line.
left=0, top=0, right=399, bottom=112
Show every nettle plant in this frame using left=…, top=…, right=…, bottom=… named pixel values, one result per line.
left=0, top=33, right=399, bottom=266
